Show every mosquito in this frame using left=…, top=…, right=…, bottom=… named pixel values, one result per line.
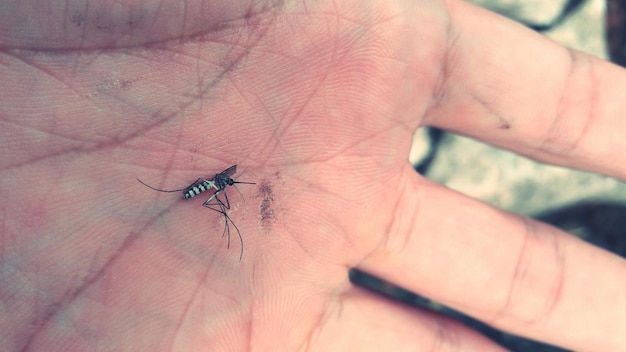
left=137, top=165, right=255, bottom=261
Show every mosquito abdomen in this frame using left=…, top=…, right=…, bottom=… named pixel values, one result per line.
left=183, top=180, right=214, bottom=200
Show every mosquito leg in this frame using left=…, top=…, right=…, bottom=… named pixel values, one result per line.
left=204, top=193, right=230, bottom=238
left=229, top=215, right=244, bottom=262
left=202, top=198, right=244, bottom=261
left=137, top=178, right=196, bottom=193
left=217, top=190, right=243, bottom=261
left=216, top=198, right=230, bottom=241
left=222, top=190, right=232, bottom=210
left=137, top=178, right=211, bottom=193
left=202, top=191, right=220, bottom=207
left=219, top=209, right=244, bottom=262
left=203, top=199, right=231, bottom=247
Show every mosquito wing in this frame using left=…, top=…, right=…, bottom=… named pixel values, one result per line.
left=218, top=165, right=237, bottom=179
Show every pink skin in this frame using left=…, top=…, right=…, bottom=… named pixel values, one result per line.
left=1, top=0, right=626, bottom=351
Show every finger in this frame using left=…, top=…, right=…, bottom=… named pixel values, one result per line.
left=313, top=287, right=506, bottom=352
left=422, top=0, right=626, bottom=179
left=358, top=173, right=626, bottom=351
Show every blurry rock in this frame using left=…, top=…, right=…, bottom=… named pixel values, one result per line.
left=469, top=0, right=570, bottom=26
left=423, top=134, right=626, bottom=216
left=607, top=0, right=626, bottom=67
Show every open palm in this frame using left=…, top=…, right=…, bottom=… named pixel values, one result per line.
left=2, top=1, right=626, bottom=351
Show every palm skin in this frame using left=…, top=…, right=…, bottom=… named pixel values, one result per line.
left=2, top=1, right=626, bottom=351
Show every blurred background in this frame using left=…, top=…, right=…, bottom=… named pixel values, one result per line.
left=351, top=0, right=626, bottom=351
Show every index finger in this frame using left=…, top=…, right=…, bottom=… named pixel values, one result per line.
left=423, top=0, right=626, bottom=179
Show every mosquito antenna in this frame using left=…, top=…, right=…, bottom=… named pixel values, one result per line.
left=230, top=182, right=252, bottom=200
left=137, top=178, right=192, bottom=193
left=229, top=166, right=256, bottom=199
left=232, top=180, right=256, bottom=185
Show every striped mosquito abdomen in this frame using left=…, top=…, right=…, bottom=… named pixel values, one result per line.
left=183, top=179, right=216, bottom=200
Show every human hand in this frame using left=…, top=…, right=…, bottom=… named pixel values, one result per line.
left=1, top=0, right=625, bottom=351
